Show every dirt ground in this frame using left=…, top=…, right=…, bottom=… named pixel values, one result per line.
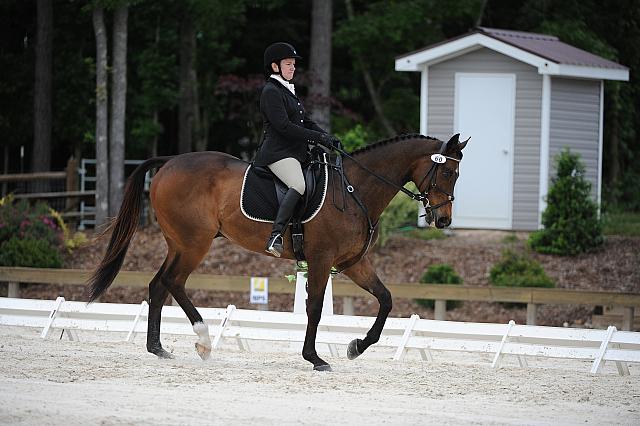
left=8, top=226, right=639, bottom=328
left=1, top=325, right=639, bottom=425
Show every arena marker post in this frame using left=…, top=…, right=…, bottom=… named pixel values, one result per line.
left=393, top=314, right=420, bottom=361
left=591, top=326, right=616, bottom=374
left=126, top=300, right=149, bottom=342
left=491, top=320, right=515, bottom=368
left=212, top=304, right=236, bottom=349
left=41, top=296, right=65, bottom=339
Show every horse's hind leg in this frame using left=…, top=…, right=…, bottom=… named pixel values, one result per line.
left=342, top=255, right=392, bottom=360
left=161, top=240, right=214, bottom=360
left=146, top=259, right=173, bottom=358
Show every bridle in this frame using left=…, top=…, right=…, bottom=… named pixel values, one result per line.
left=333, top=140, right=461, bottom=223
left=330, top=138, right=461, bottom=272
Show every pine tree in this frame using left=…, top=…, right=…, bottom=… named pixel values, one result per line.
left=529, top=149, right=604, bottom=255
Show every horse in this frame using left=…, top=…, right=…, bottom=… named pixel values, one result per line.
left=86, top=133, right=468, bottom=371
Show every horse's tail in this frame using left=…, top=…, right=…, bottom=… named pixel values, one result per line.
left=86, top=156, right=172, bottom=303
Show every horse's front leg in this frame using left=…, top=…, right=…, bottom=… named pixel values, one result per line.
left=302, top=258, right=333, bottom=371
left=342, top=255, right=392, bottom=360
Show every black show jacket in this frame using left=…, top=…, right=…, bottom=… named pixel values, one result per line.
left=253, top=78, right=326, bottom=167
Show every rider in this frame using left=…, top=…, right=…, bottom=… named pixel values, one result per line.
left=254, top=42, right=339, bottom=257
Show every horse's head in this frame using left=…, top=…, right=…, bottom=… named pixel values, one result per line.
left=411, top=134, right=468, bottom=228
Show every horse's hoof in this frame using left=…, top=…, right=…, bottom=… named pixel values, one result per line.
left=313, top=363, right=332, bottom=372
left=347, top=339, right=363, bottom=360
left=195, top=342, right=211, bottom=360
left=153, top=348, right=175, bottom=359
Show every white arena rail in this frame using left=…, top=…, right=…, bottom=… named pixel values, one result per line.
left=1, top=296, right=639, bottom=376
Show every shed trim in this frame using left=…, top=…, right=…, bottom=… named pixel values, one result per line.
left=396, top=33, right=629, bottom=81
left=597, top=81, right=604, bottom=213
left=538, top=74, right=551, bottom=227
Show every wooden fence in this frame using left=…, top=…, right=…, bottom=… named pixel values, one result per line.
left=1, top=267, right=638, bottom=330
left=0, top=157, right=91, bottom=218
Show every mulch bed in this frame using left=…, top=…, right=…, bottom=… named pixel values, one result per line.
left=6, top=225, right=639, bottom=328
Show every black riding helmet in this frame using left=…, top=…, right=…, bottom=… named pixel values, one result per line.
left=263, top=42, right=302, bottom=79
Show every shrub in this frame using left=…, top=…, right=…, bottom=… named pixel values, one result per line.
left=415, top=264, right=463, bottom=310
left=335, top=124, right=370, bottom=152
left=377, top=183, right=419, bottom=246
left=489, top=249, right=554, bottom=289
left=0, top=195, right=69, bottom=268
left=528, top=149, right=603, bottom=255
left=0, top=237, right=62, bottom=268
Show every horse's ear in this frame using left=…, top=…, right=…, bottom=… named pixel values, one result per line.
left=447, top=133, right=460, bottom=145
left=458, top=136, right=470, bottom=151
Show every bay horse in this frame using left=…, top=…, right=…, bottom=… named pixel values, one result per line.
left=87, top=133, right=467, bottom=371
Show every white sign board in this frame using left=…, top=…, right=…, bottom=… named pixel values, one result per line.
left=293, top=272, right=333, bottom=316
left=250, top=277, right=268, bottom=305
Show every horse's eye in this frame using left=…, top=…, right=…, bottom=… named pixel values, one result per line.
left=442, top=170, right=452, bottom=179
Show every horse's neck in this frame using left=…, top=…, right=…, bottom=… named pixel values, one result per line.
left=344, top=139, right=434, bottom=221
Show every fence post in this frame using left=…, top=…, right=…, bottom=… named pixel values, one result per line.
left=434, top=300, right=446, bottom=321
left=342, top=296, right=354, bottom=316
left=623, top=307, right=635, bottom=331
left=7, top=282, right=19, bottom=298
left=65, top=156, right=79, bottom=211
left=526, top=303, right=538, bottom=325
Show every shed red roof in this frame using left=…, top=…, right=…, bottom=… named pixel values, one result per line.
left=477, top=27, right=627, bottom=70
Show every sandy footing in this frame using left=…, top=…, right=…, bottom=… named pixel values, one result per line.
left=0, top=325, right=639, bottom=425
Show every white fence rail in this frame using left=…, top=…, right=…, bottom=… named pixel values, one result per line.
left=1, top=297, right=639, bottom=376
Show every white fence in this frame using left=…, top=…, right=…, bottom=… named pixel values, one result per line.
left=1, top=296, right=639, bottom=376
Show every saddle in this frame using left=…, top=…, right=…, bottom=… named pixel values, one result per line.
left=240, top=147, right=330, bottom=260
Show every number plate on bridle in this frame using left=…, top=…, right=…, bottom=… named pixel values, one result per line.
left=430, top=154, right=446, bottom=163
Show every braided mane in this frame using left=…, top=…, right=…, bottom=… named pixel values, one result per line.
left=350, top=133, right=438, bottom=155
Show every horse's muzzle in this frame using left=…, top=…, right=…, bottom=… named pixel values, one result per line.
left=436, top=216, right=451, bottom=228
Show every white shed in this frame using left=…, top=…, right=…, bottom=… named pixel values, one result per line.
left=396, top=27, right=629, bottom=230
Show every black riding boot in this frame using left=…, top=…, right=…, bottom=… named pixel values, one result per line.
left=265, top=188, right=302, bottom=257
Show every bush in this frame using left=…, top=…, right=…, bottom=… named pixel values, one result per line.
left=0, top=237, right=62, bottom=268
left=528, top=149, right=603, bottom=255
left=415, top=264, right=463, bottom=310
left=377, top=185, right=420, bottom=246
left=335, top=124, right=369, bottom=152
left=0, top=195, right=68, bottom=268
left=489, top=249, right=554, bottom=288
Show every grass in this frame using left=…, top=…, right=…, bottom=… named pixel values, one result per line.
left=400, top=226, right=447, bottom=241
left=602, top=211, right=640, bottom=236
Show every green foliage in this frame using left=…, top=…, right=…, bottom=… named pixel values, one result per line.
left=377, top=183, right=419, bottom=246
left=529, top=149, right=603, bottom=255
left=489, top=250, right=554, bottom=289
left=415, top=264, right=463, bottom=310
left=403, top=227, right=446, bottom=241
left=601, top=210, right=640, bottom=236
left=0, top=237, right=62, bottom=268
left=335, top=124, right=369, bottom=152
left=0, top=196, right=65, bottom=268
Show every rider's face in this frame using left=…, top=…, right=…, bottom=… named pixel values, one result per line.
left=272, top=58, right=296, bottom=81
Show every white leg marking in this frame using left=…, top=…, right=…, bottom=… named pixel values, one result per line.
left=193, top=322, right=211, bottom=348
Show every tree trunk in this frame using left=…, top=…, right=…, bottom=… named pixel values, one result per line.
left=109, top=5, right=128, bottom=217
left=179, top=12, right=197, bottom=153
left=32, top=0, right=53, bottom=177
left=475, top=0, right=488, bottom=27
left=93, top=6, right=109, bottom=226
left=345, top=0, right=395, bottom=137
left=309, top=0, right=333, bottom=131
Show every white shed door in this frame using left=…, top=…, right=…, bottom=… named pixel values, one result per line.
left=452, top=73, right=515, bottom=229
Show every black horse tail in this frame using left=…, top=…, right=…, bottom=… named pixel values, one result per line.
left=86, top=157, right=172, bottom=303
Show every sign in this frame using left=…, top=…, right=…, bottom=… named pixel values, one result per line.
left=250, top=277, right=268, bottom=305
left=430, top=154, right=446, bottom=163
left=293, top=272, right=333, bottom=316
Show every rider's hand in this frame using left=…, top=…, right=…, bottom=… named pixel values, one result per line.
left=319, top=133, right=341, bottom=150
